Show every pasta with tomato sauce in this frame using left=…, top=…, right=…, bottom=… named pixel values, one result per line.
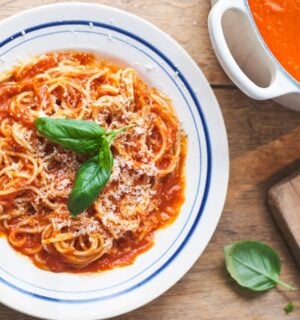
left=0, top=51, right=186, bottom=272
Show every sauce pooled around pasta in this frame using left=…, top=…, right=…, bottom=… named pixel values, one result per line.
left=0, top=51, right=186, bottom=272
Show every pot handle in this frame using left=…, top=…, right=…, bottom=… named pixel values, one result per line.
left=208, top=0, right=297, bottom=100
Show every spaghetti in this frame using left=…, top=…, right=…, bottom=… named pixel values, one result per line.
left=0, top=51, right=186, bottom=272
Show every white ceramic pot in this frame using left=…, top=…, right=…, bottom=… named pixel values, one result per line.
left=208, top=0, right=300, bottom=111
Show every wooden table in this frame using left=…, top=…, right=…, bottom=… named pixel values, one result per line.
left=1, top=1, right=300, bottom=319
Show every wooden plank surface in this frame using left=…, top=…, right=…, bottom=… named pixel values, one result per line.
left=1, top=1, right=300, bottom=320
left=269, top=172, right=300, bottom=268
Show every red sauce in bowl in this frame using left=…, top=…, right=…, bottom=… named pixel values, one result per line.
left=248, top=0, right=300, bottom=82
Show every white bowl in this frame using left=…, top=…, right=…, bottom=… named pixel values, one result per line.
left=0, top=3, right=229, bottom=320
left=209, top=0, right=300, bottom=111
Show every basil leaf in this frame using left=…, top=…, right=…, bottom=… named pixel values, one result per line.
left=35, top=117, right=105, bottom=153
left=68, top=141, right=113, bottom=217
left=224, top=241, right=296, bottom=292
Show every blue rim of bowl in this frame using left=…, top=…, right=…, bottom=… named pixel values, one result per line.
left=245, top=0, right=300, bottom=88
left=0, top=20, right=212, bottom=303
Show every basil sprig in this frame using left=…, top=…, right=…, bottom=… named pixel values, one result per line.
left=224, top=241, right=296, bottom=292
left=35, top=117, right=132, bottom=217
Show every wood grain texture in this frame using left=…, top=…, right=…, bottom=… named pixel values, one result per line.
left=0, top=1, right=300, bottom=320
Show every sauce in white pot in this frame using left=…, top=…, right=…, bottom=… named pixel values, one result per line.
left=249, top=0, right=300, bottom=82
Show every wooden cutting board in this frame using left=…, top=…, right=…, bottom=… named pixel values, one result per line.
left=268, top=171, right=300, bottom=268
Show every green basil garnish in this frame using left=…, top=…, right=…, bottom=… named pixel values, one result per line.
left=35, top=117, right=132, bottom=216
left=224, top=241, right=296, bottom=292
left=68, top=138, right=113, bottom=217
left=35, top=117, right=105, bottom=154
left=68, top=152, right=112, bottom=217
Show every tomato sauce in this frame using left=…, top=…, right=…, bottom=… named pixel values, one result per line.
left=0, top=137, right=186, bottom=274
left=248, top=0, right=300, bottom=82
left=0, top=51, right=187, bottom=273
left=38, top=141, right=186, bottom=273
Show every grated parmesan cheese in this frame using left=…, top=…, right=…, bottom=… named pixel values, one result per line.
left=134, top=127, right=145, bottom=135
left=51, top=218, right=72, bottom=230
